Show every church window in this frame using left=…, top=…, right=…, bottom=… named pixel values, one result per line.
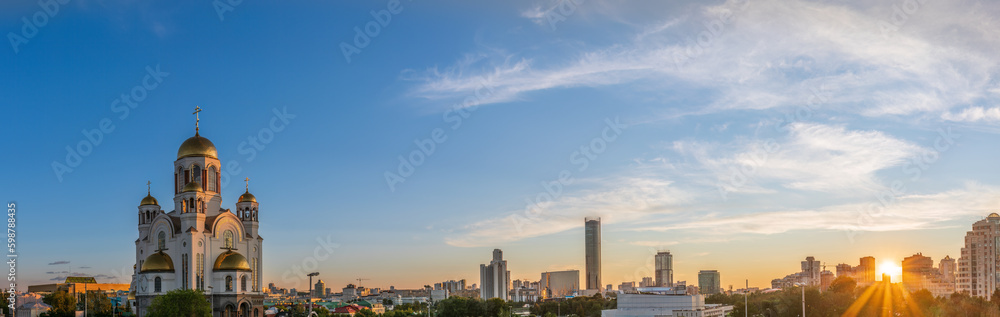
left=253, top=258, right=258, bottom=291
left=183, top=254, right=189, bottom=289
left=193, top=165, right=202, bottom=182
left=208, top=166, right=217, bottom=191
left=241, top=275, right=247, bottom=291
left=157, top=231, right=165, bottom=250
left=224, top=230, right=234, bottom=249
left=154, top=276, right=162, bottom=292
left=197, top=253, right=204, bottom=290
left=226, top=276, right=233, bottom=291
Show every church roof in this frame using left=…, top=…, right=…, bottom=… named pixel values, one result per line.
left=140, top=251, right=175, bottom=273
left=177, top=133, right=218, bottom=160
left=214, top=250, right=252, bottom=271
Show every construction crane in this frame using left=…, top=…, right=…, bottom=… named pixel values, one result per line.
left=356, top=278, right=370, bottom=286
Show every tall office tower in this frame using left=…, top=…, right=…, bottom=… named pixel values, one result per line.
left=902, top=253, right=935, bottom=292
left=585, top=217, right=602, bottom=291
left=801, top=256, right=821, bottom=286
left=857, top=256, right=877, bottom=285
left=655, top=251, right=674, bottom=287
left=959, top=213, right=1000, bottom=297
left=698, top=270, right=721, bottom=295
left=940, top=256, right=956, bottom=283
left=314, top=279, right=326, bottom=297
left=480, top=249, right=510, bottom=300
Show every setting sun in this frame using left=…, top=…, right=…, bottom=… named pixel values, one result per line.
left=878, top=261, right=902, bottom=282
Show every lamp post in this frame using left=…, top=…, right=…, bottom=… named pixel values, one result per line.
left=208, top=286, right=214, bottom=317
left=794, top=283, right=805, bottom=317
left=307, top=272, right=320, bottom=316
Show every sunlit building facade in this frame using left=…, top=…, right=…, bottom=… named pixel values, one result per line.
left=958, top=213, right=1000, bottom=297
left=655, top=251, right=674, bottom=287
left=586, top=217, right=602, bottom=292
left=480, top=249, right=510, bottom=300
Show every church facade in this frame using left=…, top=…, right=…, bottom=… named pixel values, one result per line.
left=132, top=121, right=264, bottom=317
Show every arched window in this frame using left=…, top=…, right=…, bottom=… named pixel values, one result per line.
left=157, top=231, right=166, bottom=250
left=192, top=165, right=202, bottom=182
left=224, top=230, right=234, bottom=249
left=154, top=276, right=162, bottom=292
left=241, top=275, right=247, bottom=291
left=208, top=166, right=217, bottom=191
left=226, top=276, right=233, bottom=291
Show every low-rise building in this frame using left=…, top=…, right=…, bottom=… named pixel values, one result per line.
left=601, top=293, right=732, bottom=317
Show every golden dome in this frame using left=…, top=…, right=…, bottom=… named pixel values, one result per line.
left=990, top=213, right=1000, bottom=218
left=140, top=194, right=159, bottom=206
left=140, top=251, right=175, bottom=273
left=214, top=250, right=252, bottom=271
left=239, top=190, right=256, bottom=203
left=182, top=181, right=203, bottom=193
left=177, top=134, right=218, bottom=160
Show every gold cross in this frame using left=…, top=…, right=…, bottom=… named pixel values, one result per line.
left=245, top=177, right=250, bottom=192
left=193, top=106, right=202, bottom=133
left=147, top=181, right=151, bottom=194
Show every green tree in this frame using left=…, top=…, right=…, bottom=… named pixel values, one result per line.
left=85, top=290, right=114, bottom=316
left=145, top=289, right=211, bottom=317
left=827, top=276, right=856, bottom=294
left=42, top=290, right=77, bottom=317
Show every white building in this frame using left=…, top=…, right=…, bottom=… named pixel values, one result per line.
left=601, top=293, right=732, bottom=317
left=132, top=115, right=264, bottom=316
left=480, top=249, right=510, bottom=300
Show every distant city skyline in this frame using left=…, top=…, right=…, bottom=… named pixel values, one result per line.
left=4, top=0, right=999, bottom=294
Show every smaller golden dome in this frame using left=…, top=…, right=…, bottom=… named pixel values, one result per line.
left=140, top=194, right=159, bottom=206
left=214, top=250, right=252, bottom=271
left=990, top=213, right=1000, bottom=218
left=239, top=190, right=256, bottom=203
left=140, top=251, right=175, bottom=273
left=177, top=134, right=218, bottom=160
left=182, top=181, right=203, bottom=193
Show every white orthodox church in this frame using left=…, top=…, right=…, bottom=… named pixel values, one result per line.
left=132, top=113, right=264, bottom=317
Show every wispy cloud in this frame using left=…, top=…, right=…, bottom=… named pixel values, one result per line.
left=48, top=261, right=70, bottom=265
left=409, top=0, right=1000, bottom=121
left=943, top=107, right=1000, bottom=123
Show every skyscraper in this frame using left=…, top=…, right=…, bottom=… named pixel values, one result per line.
left=940, top=256, right=956, bottom=284
left=698, top=270, right=721, bottom=295
left=655, top=251, right=673, bottom=287
left=959, top=213, right=1000, bottom=297
left=585, top=217, right=602, bottom=291
left=480, top=249, right=510, bottom=300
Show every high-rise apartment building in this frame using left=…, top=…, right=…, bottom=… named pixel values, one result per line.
left=585, top=217, right=602, bottom=291
left=640, top=277, right=654, bottom=288
left=940, top=256, right=956, bottom=284
left=655, top=251, right=673, bottom=287
left=902, top=253, right=935, bottom=292
left=801, top=256, right=821, bottom=286
left=959, top=213, right=1000, bottom=297
left=857, top=256, right=877, bottom=285
left=480, top=249, right=510, bottom=300
left=698, top=270, right=721, bottom=295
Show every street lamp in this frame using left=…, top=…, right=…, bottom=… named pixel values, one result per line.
left=794, top=283, right=806, bottom=317
left=207, top=286, right=214, bottom=317
left=307, top=272, right=320, bottom=316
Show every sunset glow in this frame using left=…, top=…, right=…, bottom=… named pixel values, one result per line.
left=878, top=261, right=902, bottom=282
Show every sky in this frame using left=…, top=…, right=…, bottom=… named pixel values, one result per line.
left=3, top=0, right=1000, bottom=292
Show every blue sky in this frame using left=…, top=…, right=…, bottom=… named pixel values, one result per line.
left=3, top=0, right=1000, bottom=291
